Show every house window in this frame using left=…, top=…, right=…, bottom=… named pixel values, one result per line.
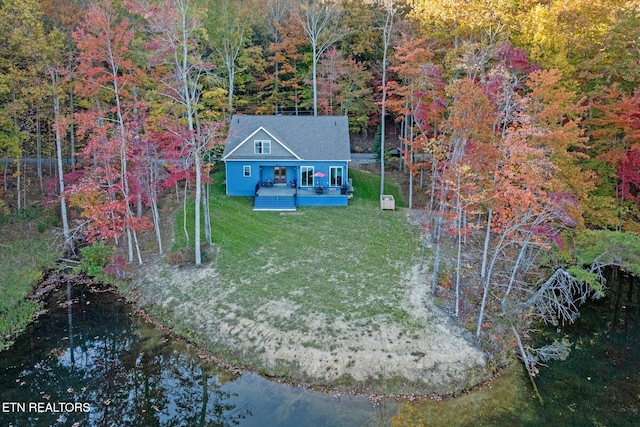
left=301, top=166, right=314, bottom=187
left=243, top=165, right=251, bottom=177
left=254, top=140, right=271, bottom=154
left=330, top=166, right=343, bottom=187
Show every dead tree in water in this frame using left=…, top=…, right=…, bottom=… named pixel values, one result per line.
left=524, top=267, right=602, bottom=326
left=507, top=264, right=605, bottom=403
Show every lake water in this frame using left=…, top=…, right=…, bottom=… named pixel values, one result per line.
left=0, top=271, right=638, bottom=426
left=0, top=282, right=394, bottom=426
left=391, top=269, right=640, bottom=426
left=531, top=269, right=640, bottom=426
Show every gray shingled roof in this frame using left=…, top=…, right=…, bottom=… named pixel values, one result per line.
left=223, top=115, right=351, bottom=161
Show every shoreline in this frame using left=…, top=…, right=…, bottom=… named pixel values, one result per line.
left=19, top=266, right=500, bottom=401
left=3, top=264, right=496, bottom=399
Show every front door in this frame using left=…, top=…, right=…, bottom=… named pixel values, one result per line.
left=274, top=166, right=286, bottom=184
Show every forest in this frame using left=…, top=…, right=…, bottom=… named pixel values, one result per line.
left=2, top=0, right=640, bottom=382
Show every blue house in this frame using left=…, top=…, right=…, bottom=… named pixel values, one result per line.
left=222, top=115, right=352, bottom=211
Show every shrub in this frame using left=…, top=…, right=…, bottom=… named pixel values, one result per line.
left=167, top=245, right=209, bottom=266
left=17, top=207, right=37, bottom=221
left=167, top=247, right=196, bottom=266
left=103, top=253, right=126, bottom=279
left=76, top=242, right=112, bottom=277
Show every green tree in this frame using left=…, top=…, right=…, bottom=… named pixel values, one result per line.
left=0, top=0, right=54, bottom=210
left=294, top=0, right=348, bottom=116
left=128, top=0, right=224, bottom=266
left=264, top=12, right=309, bottom=114
left=205, top=0, right=255, bottom=120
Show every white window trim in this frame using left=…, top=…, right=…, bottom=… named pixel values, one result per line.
left=300, top=166, right=314, bottom=187
left=243, top=165, right=251, bottom=177
left=330, top=166, right=343, bottom=187
left=254, top=140, right=271, bottom=154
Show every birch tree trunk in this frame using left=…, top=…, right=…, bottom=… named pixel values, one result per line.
left=36, top=113, right=43, bottom=191
left=203, top=181, right=212, bottom=247
left=481, top=210, right=492, bottom=278
left=296, top=0, right=345, bottom=116
left=378, top=0, right=395, bottom=198
left=51, top=71, right=71, bottom=252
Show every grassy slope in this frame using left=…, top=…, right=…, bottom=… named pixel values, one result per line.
left=174, top=168, right=422, bottom=326
left=0, top=221, right=58, bottom=350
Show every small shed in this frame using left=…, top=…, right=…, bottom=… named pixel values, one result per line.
left=380, top=195, right=395, bottom=210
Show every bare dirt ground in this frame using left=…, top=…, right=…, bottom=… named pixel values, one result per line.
left=127, top=210, right=489, bottom=396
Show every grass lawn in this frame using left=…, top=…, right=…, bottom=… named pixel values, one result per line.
left=0, top=220, right=58, bottom=351
left=143, top=169, right=490, bottom=393
left=174, top=168, right=422, bottom=326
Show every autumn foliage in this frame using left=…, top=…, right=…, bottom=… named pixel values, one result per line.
left=2, top=0, right=640, bottom=369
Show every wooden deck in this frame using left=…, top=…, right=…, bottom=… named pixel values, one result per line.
left=255, top=186, right=297, bottom=197
left=256, top=186, right=347, bottom=197
left=254, top=184, right=352, bottom=210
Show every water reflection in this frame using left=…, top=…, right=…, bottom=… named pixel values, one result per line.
left=533, top=269, right=640, bottom=427
left=9, top=272, right=634, bottom=427
left=391, top=268, right=640, bottom=426
left=0, top=282, right=392, bottom=426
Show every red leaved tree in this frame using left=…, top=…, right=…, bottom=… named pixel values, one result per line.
left=590, top=86, right=640, bottom=230
left=70, top=0, right=150, bottom=263
left=127, top=0, right=225, bottom=266
left=389, top=34, right=438, bottom=208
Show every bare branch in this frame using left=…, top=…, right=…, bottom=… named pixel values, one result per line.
left=524, top=268, right=601, bottom=326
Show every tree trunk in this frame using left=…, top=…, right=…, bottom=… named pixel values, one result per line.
left=227, top=59, right=235, bottom=119
left=202, top=181, right=212, bottom=247
left=431, top=208, right=444, bottom=294
left=133, top=228, right=143, bottom=265
left=36, top=113, right=43, bottom=191
left=126, top=228, right=135, bottom=264
left=17, top=158, right=21, bottom=213
left=11, top=88, right=22, bottom=214
left=312, top=42, right=318, bottom=116
left=52, top=71, right=71, bottom=252
left=408, top=158, right=413, bottom=209
left=108, top=52, right=137, bottom=264
left=428, top=157, right=437, bottom=218
left=481, top=210, right=492, bottom=278
left=151, top=193, right=163, bottom=254
left=183, top=180, right=190, bottom=244
left=501, top=236, right=530, bottom=314
left=380, top=112, right=386, bottom=198
left=511, top=324, right=544, bottom=405
left=3, top=162, right=8, bottom=192
left=194, top=154, right=202, bottom=265
left=379, top=51, right=388, bottom=198
left=477, top=228, right=511, bottom=337
left=69, top=89, right=76, bottom=169
left=149, top=161, right=163, bottom=255
left=379, top=3, right=394, bottom=199
left=408, top=106, right=414, bottom=209
left=455, top=178, right=463, bottom=317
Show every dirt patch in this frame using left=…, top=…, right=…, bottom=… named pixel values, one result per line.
left=128, top=257, right=488, bottom=395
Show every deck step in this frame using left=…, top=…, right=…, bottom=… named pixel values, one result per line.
left=253, top=195, right=297, bottom=211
